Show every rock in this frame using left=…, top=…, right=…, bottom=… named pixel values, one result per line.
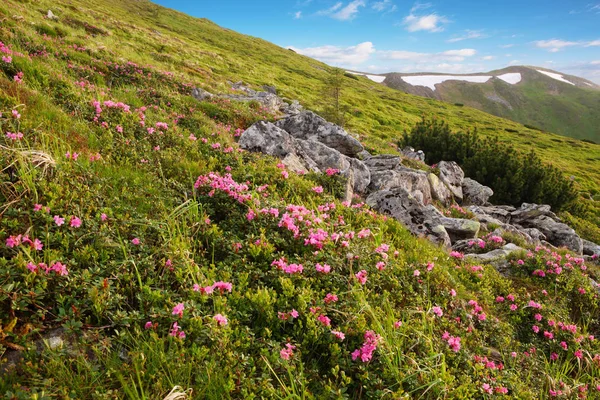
left=439, top=217, right=480, bottom=243
left=467, top=205, right=515, bottom=224
left=231, top=81, right=255, bottom=94
left=282, top=100, right=303, bottom=115
left=356, top=150, right=372, bottom=160
left=239, top=121, right=296, bottom=158
left=510, top=203, right=557, bottom=224
left=294, top=139, right=350, bottom=173
left=462, top=178, right=493, bottom=206
left=275, top=111, right=364, bottom=157
left=363, top=155, right=401, bottom=171
left=428, top=173, right=453, bottom=206
left=466, top=243, right=524, bottom=263
left=401, top=146, right=425, bottom=162
left=437, top=161, right=464, bottom=201
left=366, top=188, right=451, bottom=247
left=347, top=158, right=371, bottom=194
left=191, top=87, right=214, bottom=101
left=519, top=228, right=546, bottom=244
left=47, top=10, right=58, bottom=20
left=262, top=85, right=277, bottom=94
left=582, top=239, right=600, bottom=256
left=282, top=153, right=309, bottom=174
left=368, top=167, right=432, bottom=205
left=523, top=215, right=583, bottom=254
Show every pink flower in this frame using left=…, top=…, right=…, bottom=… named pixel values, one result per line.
left=376, top=261, right=386, bottom=271
left=432, top=306, right=443, bottom=317
left=54, top=215, right=65, bottom=226
left=449, top=251, right=464, bottom=259
left=70, top=216, right=82, bottom=228
left=312, top=186, right=324, bottom=194
left=246, top=209, right=256, bottom=221
left=213, top=313, right=228, bottom=326
left=172, top=303, right=185, bottom=317
left=324, top=293, right=339, bottom=304
left=534, top=313, right=543, bottom=322
left=131, top=238, right=140, bottom=245
left=574, top=349, right=583, bottom=359
left=510, top=304, right=518, bottom=311
left=331, top=330, right=345, bottom=340
left=290, top=309, right=299, bottom=318
left=450, top=289, right=457, bottom=297
left=33, top=204, right=43, bottom=211
left=144, top=321, right=153, bottom=329
left=355, top=270, right=368, bottom=285
left=532, top=325, right=540, bottom=333
left=550, top=352, right=558, bottom=361
left=394, top=321, right=403, bottom=328
left=281, top=170, right=289, bottom=179
left=317, top=314, right=331, bottom=327
left=101, top=213, right=108, bottom=221
left=32, top=238, right=43, bottom=251
left=413, top=269, right=420, bottom=277
left=280, top=343, right=296, bottom=360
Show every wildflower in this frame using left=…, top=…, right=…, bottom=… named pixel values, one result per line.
left=450, top=289, right=457, bottom=297
left=54, top=215, right=65, bottom=226
left=574, top=349, right=583, bottom=359
left=355, top=270, right=367, bottom=285
left=280, top=343, right=296, bottom=360
left=532, top=325, right=540, bottom=333
left=432, top=306, right=443, bottom=318
left=214, top=314, right=228, bottom=326
left=26, top=262, right=37, bottom=272
left=131, top=238, right=140, bottom=245
left=331, top=330, right=345, bottom=340
left=32, top=238, right=43, bottom=251
left=169, top=322, right=184, bottom=337
left=13, top=72, right=23, bottom=84
left=101, top=213, right=108, bottom=221
left=534, top=313, right=543, bottom=322
left=312, top=186, right=324, bottom=194
left=394, top=321, right=403, bottom=328
left=426, top=262, right=434, bottom=271
left=352, top=330, right=381, bottom=363
left=290, top=309, right=299, bottom=318
left=510, top=304, right=518, bottom=311
left=172, top=303, right=184, bottom=317
left=413, top=269, right=420, bottom=277
left=317, top=315, right=331, bottom=327
left=550, top=352, right=558, bottom=361
left=376, top=261, right=386, bottom=270
left=449, top=251, right=464, bottom=259
left=50, top=261, right=68, bottom=276
left=357, top=229, right=371, bottom=238
left=281, top=170, right=289, bottom=179
left=324, top=293, right=339, bottom=304
left=246, top=209, right=256, bottom=221
left=144, top=321, right=153, bottom=329
left=70, top=216, right=82, bottom=228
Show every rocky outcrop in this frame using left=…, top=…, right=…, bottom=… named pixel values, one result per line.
left=462, top=178, right=493, bottom=206
left=437, top=161, right=464, bottom=201
left=366, top=188, right=451, bottom=247
left=439, top=217, right=480, bottom=242
left=363, top=155, right=401, bottom=171
left=368, top=168, right=432, bottom=205
left=238, top=121, right=295, bottom=158
left=583, top=239, right=600, bottom=256
left=428, top=173, right=453, bottom=206
left=191, top=87, right=214, bottom=101
left=401, top=146, right=425, bottom=162
left=523, top=216, right=583, bottom=254
left=275, top=111, right=364, bottom=157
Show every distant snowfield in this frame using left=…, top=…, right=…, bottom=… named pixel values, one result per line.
left=400, top=75, right=492, bottom=91
left=345, top=71, right=386, bottom=83
left=497, top=73, right=522, bottom=84
left=536, top=70, right=575, bottom=85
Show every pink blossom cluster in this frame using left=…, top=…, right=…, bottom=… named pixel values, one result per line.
left=442, top=331, right=461, bottom=352
left=351, top=330, right=381, bottom=362
left=193, top=281, right=233, bottom=294
left=5, top=132, right=23, bottom=141
left=6, top=234, right=43, bottom=251
left=194, top=172, right=252, bottom=203
left=468, top=299, right=487, bottom=321
left=169, top=322, right=186, bottom=339
left=26, top=261, right=68, bottom=276
left=280, top=343, right=296, bottom=360
left=271, top=258, right=304, bottom=274
left=278, top=309, right=299, bottom=320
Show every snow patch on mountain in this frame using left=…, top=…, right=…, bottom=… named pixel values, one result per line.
left=400, top=75, right=492, bottom=91
left=497, top=73, right=521, bottom=84
left=346, top=71, right=386, bottom=83
left=536, top=70, right=574, bottom=85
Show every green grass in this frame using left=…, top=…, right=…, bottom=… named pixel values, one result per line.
left=1, top=1, right=600, bottom=398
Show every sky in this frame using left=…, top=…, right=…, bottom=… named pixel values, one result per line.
left=152, top=0, right=600, bottom=83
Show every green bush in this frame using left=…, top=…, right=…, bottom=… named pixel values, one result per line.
left=400, top=118, right=578, bottom=210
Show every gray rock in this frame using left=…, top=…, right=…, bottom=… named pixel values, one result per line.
left=467, top=205, right=515, bottom=224
left=282, top=100, right=303, bottom=115
left=368, top=167, right=432, bottom=205
left=347, top=158, right=371, bottom=194
left=437, top=161, right=464, bottom=201
left=191, top=87, right=214, bottom=101
left=363, top=155, right=401, bottom=171
left=282, top=153, right=309, bottom=174
left=439, top=217, right=480, bottom=243
left=356, top=150, right=372, bottom=160
left=462, top=178, right=493, bottom=206
left=519, top=228, right=547, bottom=244
left=466, top=243, right=524, bottom=262
left=239, top=121, right=296, bottom=158
left=294, top=139, right=350, bottom=173
left=401, top=146, right=425, bottom=162
left=428, top=173, right=453, bottom=206
left=262, top=85, right=277, bottom=94
left=510, top=203, right=557, bottom=224
left=47, top=10, right=58, bottom=20
left=582, top=239, right=600, bottom=256
left=523, top=215, right=583, bottom=254
left=275, top=111, right=364, bottom=156
left=366, top=188, right=450, bottom=247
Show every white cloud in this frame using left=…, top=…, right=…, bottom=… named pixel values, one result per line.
left=378, top=48, right=477, bottom=62
left=500, top=44, right=514, bottom=48
left=585, top=40, right=600, bottom=47
left=403, top=13, right=449, bottom=32
left=294, top=11, right=302, bottom=19
left=482, top=55, right=495, bottom=60
left=332, top=0, right=365, bottom=20
left=534, top=39, right=578, bottom=52
left=447, top=30, right=487, bottom=43
left=317, top=2, right=343, bottom=16
left=287, top=41, right=375, bottom=65
left=371, top=0, right=397, bottom=13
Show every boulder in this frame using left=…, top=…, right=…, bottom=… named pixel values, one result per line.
left=47, top=10, right=58, bottom=20
left=462, top=178, right=493, bottom=206
left=239, top=121, right=296, bottom=158
left=366, top=188, right=451, bottom=247
left=510, top=203, right=557, bottom=224
left=437, top=161, right=464, bottom=201
left=363, top=155, right=401, bottom=171
left=191, top=87, right=214, bottom=101
left=262, top=85, right=277, bottom=94
left=282, top=100, right=303, bottom=115
left=347, top=158, right=371, bottom=194
left=282, top=153, right=309, bottom=174
left=467, top=205, right=515, bottom=224
left=275, top=111, right=364, bottom=157
left=428, top=173, right=453, bottom=206
left=401, top=146, right=425, bottom=162
left=356, top=150, right=372, bottom=160
left=439, top=217, right=480, bottom=243
left=522, top=215, right=583, bottom=254
left=582, top=239, right=600, bottom=256
left=466, top=243, right=524, bottom=263
left=368, top=167, right=432, bottom=205
left=294, top=139, right=350, bottom=173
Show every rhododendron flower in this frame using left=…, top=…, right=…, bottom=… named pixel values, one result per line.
left=376, top=261, right=386, bottom=271
left=355, top=270, right=367, bottom=285
left=172, top=303, right=184, bottom=317
left=532, top=325, right=540, bottom=333
left=450, top=289, right=457, bottom=297
left=144, top=321, right=153, bottom=329
left=357, top=229, right=371, bottom=238
left=131, top=238, right=140, bottom=245
left=432, top=306, right=443, bottom=317
left=574, top=349, right=583, bottom=359
left=280, top=343, right=296, bottom=360
left=317, top=315, right=331, bottom=327
left=312, top=186, right=324, bottom=194
left=413, top=269, right=420, bottom=277
left=449, top=251, right=464, bottom=259
left=101, top=213, right=108, bottom=221
left=324, top=293, right=338, bottom=304
left=394, top=321, right=402, bottom=328
left=550, top=352, right=558, bottom=361
left=331, top=330, right=345, bottom=340
left=70, top=216, right=82, bottom=228
left=290, top=309, right=299, bottom=318
left=54, top=215, right=65, bottom=226
left=246, top=209, right=256, bottom=221
left=352, top=330, right=381, bottom=362
left=214, top=314, right=228, bottom=326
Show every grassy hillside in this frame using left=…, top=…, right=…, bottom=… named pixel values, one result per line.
left=2, top=0, right=600, bottom=398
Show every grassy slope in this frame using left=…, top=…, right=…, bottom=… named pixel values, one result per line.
left=1, top=0, right=600, bottom=398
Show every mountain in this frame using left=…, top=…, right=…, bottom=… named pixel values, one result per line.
left=1, top=0, right=600, bottom=398
left=350, top=66, right=600, bottom=142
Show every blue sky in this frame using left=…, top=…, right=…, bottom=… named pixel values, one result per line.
left=153, top=1, right=600, bottom=83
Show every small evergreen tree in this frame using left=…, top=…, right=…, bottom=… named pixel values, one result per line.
left=322, top=68, right=350, bottom=127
